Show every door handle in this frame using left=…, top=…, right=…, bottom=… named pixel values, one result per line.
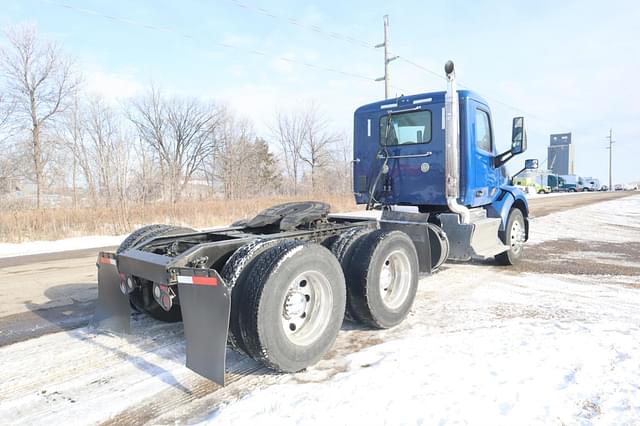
left=377, top=152, right=433, bottom=160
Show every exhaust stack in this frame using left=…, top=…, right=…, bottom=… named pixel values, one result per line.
left=444, top=60, right=470, bottom=224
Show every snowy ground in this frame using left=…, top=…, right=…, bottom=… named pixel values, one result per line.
left=0, top=195, right=638, bottom=425
left=0, top=235, right=126, bottom=258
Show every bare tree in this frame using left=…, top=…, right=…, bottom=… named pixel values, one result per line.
left=59, top=95, right=92, bottom=206
left=0, top=94, right=14, bottom=137
left=129, top=88, right=221, bottom=202
left=0, top=25, right=79, bottom=208
left=273, top=110, right=305, bottom=195
left=206, top=109, right=251, bottom=200
left=299, top=102, right=338, bottom=191
left=273, top=103, right=339, bottom=193
left=319, top=133, right=353, bottom=195
left=85, top=97, right=134, bottom=206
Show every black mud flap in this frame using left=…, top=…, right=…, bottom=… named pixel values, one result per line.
left=93, top=252, right=131, bottom=334
left=174, top=268, right=231, bottom=386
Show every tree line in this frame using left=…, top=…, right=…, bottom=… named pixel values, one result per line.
left=0, top=25, right=353, bottom=210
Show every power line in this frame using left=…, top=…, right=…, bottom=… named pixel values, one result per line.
left=225, top=0, right=375, bottom=49
left=223, top=1, right=565, bottom=128
left=222, top=0, right=563, bottom=125
left=38, top=0, right=561, bottom=127
left=37, top=0, right=379, bottom=83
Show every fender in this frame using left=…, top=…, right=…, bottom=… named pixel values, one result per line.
left=485, top=185, right=529, bottom=240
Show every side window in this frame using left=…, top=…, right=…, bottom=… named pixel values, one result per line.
left=380, top=109, right=432, bottom=146
left=475, top=109, right=492, bottom=153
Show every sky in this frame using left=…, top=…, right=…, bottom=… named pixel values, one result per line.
left=1, top=0, right=639, bottom=184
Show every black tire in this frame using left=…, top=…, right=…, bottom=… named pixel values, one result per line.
left=221, top=238, right=282, bottom=354
left=328, top=227, right=373, bottom=320
left=119, top=224, right=194, bottom=322
left=236, top=240, right=346, bottom=372
left=117, top=224, right=172, bottom=254
left=329, top=227, right=372, bottom=265
left=495, top=208, right=525, bottom=266
left=344, top=230, right=419, bottom=329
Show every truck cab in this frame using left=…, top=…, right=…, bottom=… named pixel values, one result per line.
left=352, top=61, right=529, bottom=262
left=353, top=90, right=503, bottom=208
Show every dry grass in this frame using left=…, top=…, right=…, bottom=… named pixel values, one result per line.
left=1, top=194, right=361, bottom=243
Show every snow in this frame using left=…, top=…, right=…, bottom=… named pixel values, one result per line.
left=527, top=194, right=640, bottom=244
left=210, top=321, right=640, bottom=425
left=0, top=235, right=126, bottom=258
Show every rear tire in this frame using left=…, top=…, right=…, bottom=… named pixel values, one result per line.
left=344, top=230, right=419, bottom=329
left=237, top=240, right=346, bottom=372
left=327, top=227, right=372, bottom=320
left=495, top=208, right=525, bottom=266
left=117, top=224, right=172, bottom=254
left=221, top=238, right=282, bottom=354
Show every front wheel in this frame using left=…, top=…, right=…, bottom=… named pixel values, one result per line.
left=495, top=209, right=526, bottom=265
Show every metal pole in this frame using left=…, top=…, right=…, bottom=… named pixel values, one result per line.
left=383, top=15, right=390, bottom=99
left=375, top=15, right=398, bottom=99
left=606, top=128, right=615, bottom=191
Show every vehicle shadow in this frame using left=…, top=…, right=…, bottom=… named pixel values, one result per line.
left=1, top=283, right=96, bottom=347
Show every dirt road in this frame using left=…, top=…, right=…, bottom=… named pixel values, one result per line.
left=0, top=192, right=638, bottom=424
left=526, top=190, right=633, bottom=217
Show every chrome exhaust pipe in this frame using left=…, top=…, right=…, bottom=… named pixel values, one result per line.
left=444, top=60, right=470, bottom=224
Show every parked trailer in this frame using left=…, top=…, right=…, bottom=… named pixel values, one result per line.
left=94, top=61, right=530, bottom=385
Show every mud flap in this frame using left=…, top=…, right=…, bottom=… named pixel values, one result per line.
left=174, top=268, right=230, bottom=386
left=93, top=252, right=131, bottom=334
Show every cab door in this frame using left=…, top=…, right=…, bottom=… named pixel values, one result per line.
left=380, top=105, right=447, bottom=206
left=470, top=102, right=500, bottom=206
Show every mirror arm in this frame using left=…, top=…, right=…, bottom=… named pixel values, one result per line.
left=493, top=149, right=514, bottom=168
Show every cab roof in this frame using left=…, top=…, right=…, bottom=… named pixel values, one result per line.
left=354, top=89, right=488, bottom=115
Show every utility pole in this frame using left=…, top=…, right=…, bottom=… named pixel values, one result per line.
left=375, top=15, right=398, bottom=99
left=606, top=128, right=615, bottom=191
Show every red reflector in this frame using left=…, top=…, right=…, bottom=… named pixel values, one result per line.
left=99, top=256, right=115, bottom=265
left=191, top=276, right=218, bottom=286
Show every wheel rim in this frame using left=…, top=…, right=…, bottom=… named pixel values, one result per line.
left=378, top=250, right=412, bottom=310
left=281, top=270, right=333, bottom=346
left=510, top=217, right=526, bottom=254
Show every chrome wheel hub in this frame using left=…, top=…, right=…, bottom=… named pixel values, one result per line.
left=510, top=219, right=525, bottom=254
left=379, top=250, right=412, bottom=310
left=281, top=271, right=333, bottom=346
left=284, top=291, right=307, bottom=319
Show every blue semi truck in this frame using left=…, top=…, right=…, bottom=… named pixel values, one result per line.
left=93, top=61, right=530, bottom=385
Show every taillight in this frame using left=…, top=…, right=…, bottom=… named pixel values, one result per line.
left=153, top=283, right=175, bottom=311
